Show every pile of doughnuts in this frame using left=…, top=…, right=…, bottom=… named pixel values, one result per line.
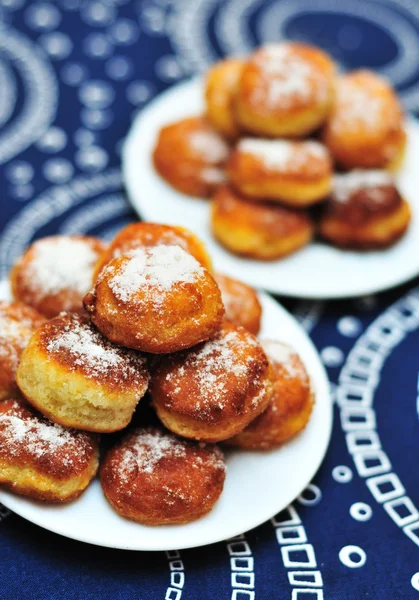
left=153, top=42, right=411, bottom=259
left=0, top=224, right=315, bottom=525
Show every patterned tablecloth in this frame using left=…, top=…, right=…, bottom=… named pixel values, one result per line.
left=1, top=1, right=419, bottom=598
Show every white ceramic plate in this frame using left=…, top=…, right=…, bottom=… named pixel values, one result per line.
left=0, top=280, right=331, bottom=551
left=123, top=77, right=419, bottom=299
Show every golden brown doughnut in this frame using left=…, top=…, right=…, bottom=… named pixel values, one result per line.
left=101, top=426, right=226, bottom=525
left=227, top=340, right=313, bottom=449
left=84, top=245, right=224, bottom=354
left=228, top=138, right=332, bottom=206
left=235, top=42, right=336, bottom=137
left=205, top=58, right=244, bottom=138
left=0, top=302, right=45, bottom=401
left=93, top=222, right=212, bottom=279
left=0, top=399, right=99, bottom=502
left=150, top=321, right=273, bottom=442
left=10, top=235, right=106, bottom=318
left=319, top=170, right=411, bottom=249
left=211, top=185, right=314, bottom=260
left=16, top=312, right=150, bottom=433
left=153, top=116, right=230, bottom=197
left=215, top=273, right=262, bottom=335
left=323, top=70, right=406, bottom=170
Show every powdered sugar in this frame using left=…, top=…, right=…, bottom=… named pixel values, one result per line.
left=332, top=81, right=384, bottom=133
left=118, top=428, right=225, bottom=481
left=333, top=170, right=394, bottom=204
left=238, top=138, right=328, bottom=173
left=0, top=401, right=90, bottom=462
left=107, top=245, right=205, bottom=305
left=26, top=237, right=99, bottom=303
left=188, top=130, right=229, bottom=163
left=262, top=340, right=303, bottom=380
left=200, top=166, right=226, bottom=185
left=253, top=44, right=328, bottom=108
left=46, top=314, right=147, bottom=381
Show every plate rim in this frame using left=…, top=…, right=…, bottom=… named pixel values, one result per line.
left=122, top=76, right=419, bottom=300
left=0, top=280, right=332, bottom=551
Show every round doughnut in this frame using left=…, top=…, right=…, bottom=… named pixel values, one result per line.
left=211, top=185, right=314, bottom=260
left=228, top=138, right=332, bottom=206
left=0, top=399, right=99, bottom=502
left=153, top=116, right=230, bottom=197
left=93, top=222, right=212, bottom=279
left=215, top=273, right=262, bottom=335
left=150, top=321, right=273, bottom=442
left=84, top=244, right=224, bottom=354
left=101, top=427, right=226, bottom=525
left=319, top=170, right=411, bottom=249
left=0, top=302, right=45, bottom=401
left=227, top=341, right=313, bottom=449
left=10, top=235, right=106, bottom=318
left=322, top=70, right=406, bottom=170
left=205, top=58, right=244, bottom=138
left=235, top=42, right=336, bottom=137
left=16, top=312, right=150, bottom=433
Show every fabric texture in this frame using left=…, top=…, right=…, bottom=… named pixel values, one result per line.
left=1, top=1, right=419, bottom=598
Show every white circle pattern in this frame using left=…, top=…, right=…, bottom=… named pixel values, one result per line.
left=297, top=484, right=322, bottom=507
left=339, top=545, right=367, bottom=568
left=350, top=503, right=373, bottom=522
left=332, top=466, right=353, bottom=484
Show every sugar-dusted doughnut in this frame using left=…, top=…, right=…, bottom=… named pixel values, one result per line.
left=211, top=185, right=314, bottom=260
left=228, top=138, right=332, bottom=206
left=227, top=341, right=313, bottom=449
left=93, top=222, right=212, bottom=279
left=323, top=70, right=406, bottom=171
left=205, top=58, right=244, bottom=138
left=101, top=427, right=226, bottom=524
left=84, top=245, right=224, bottom=354
left=319, top=170, right=411, bottom=249
left=153, top=116, right=230, bottom=197
left=0, top=302, right=45, bottom=401
left=235, top=42, right=336, bottom=137
left=215, top=273, right=262, bottom=335
left=0, top=399, right=99, bottom=502
left=16, top=313, right=150, bottom=432
left=150, top=321, right=273, bottom=442
left=10, top=235, right=106, bottom=318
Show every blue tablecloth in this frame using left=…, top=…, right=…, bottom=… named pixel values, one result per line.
left=1, top=1, right=419, bottom=598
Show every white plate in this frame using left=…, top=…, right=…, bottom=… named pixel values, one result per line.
left=123, top=77, right=419, bottom=299
left=0, top=280, right=331, bottom=551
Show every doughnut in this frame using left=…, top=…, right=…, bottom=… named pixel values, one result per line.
left=215, top=273, right=262, bottom=335
left=101, top=426, right=226, bottom=525
left=93, top=222, right=212, bottom=279
left=319, top=170, right=411, bottom=249
left=150, top=321, right=273, bottom=442
left=0, top=399, right=99, bottom=502
left=10, top=235, right=106, bottom=318
left=84, top=245, right=224, bottom=354
left=153, top=116, right=230, bottom=197
left=228, top=138, right=332, bottom=206
left=205, top=58, right=244, bottom=138
left=235, top=42, right=336, bottom=137
left=227, top=341, right=313, bottom=449
left=0, top=302, right=45, bottom=401
left=211, top=185, right=314, bottom=260
left=322, top=70, right=406, bottom=170
left=16, top=312, right=150, bottom=433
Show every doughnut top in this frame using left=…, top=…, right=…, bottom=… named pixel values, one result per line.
left=156, top=322, right=271, bottom=421
left=261, top=340, right=308, bottom=382
left=329, top=170, right=401, bottom=224
left=215, top=185, right=313, bottom=236
left=0, top=399, right=97, bottom=476
left=330, top=70, right=403, bottom=136
left=104, top=244, right=207, bottom=306
left=116, top=427, right=226, bottom=484
left=39, top=312, right=149, bottom=387
left=0, top=302, right=45, bottom=369
left=249, top=43, right=331, bottom=109
left=237, top=138, right=330, bottom=176
left=188, top=129, right=230, bottom=163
